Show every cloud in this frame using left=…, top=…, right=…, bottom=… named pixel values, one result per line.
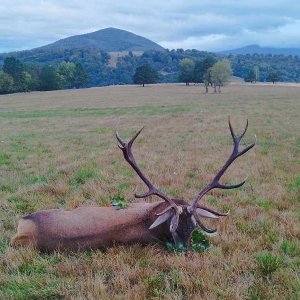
left=0, top=0, right=300, bottom=52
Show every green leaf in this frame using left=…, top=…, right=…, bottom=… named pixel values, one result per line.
left=111, top=195, right=129, bottom=209
left=191, top=229, right=212, bottom=252
left=164, top=230, right=212, bottom=253
left=165, top=242, right=187, bottom=253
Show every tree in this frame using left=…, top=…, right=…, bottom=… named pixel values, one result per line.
left=0, top=71, right=14, bottom=94
left=3, top=57, right=24, bottom=91
left=25, top=64, right=42, bottom=91
left=178, top=58, right=195, bottom=85
left=193, top=56, right=217, bottom=83
left=21, top=71, right=32, bottom=92
left=73, top=62, right=88, bottom=88
left=3, top=57, right=23, bottom=78
left=39, top=65, right=60, bottom=91
left=203, top=69, right=213, bottom=93
left=133, top=64, right=157, bottom=87
left=58, top=61, right=76, bottom=88
left=266, top=71, right=279, bottom=84
left=244, top=69, right=256, bottom=83
left=210, top=60, right=232, bottom=93
left=254, top=66, right=260, bottom=82
left=244, top=66, right=260, bottom=83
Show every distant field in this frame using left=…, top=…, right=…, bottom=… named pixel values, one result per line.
left=108, top=51, right=143, bottom=67
left=0, top=84, right=299, bottom=299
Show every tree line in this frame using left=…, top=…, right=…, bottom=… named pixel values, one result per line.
left=134, top=57, right=232, bottom=93
left=228, top=53, right=300, bottom=83
left=244, top=66, right=280, bottom=84
left=178, top=57, right=232, bottom=92
left=0, top=57, right=87, bottom=94
left=1, top=47, right=300, bottom=94
left=117, top=49, right=300, bottom=84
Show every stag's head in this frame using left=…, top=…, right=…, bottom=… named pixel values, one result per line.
left=116, top=118, right=256, bottom=247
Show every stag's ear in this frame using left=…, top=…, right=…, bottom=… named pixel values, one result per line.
left=196, top=208, right=220, bottom=219
left=149, top=210, right=173, bottom=230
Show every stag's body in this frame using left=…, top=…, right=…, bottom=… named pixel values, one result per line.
left=12, top=202, right=173, bottom=251
left=12, top=119, right=255, bottom=252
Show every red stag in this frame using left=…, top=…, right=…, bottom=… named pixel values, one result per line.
left=12, top=119, right=256, bottom=251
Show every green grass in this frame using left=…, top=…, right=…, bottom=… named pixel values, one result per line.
left=0, top=84, right=299, bottom=299
left=255, top=251, right=283, bottom=276
left=71, top=168, right=98, bottom=185
left=0, top=278, right=63, bottom=300
left=287, top=175, right=300, bottom=192
left=0, top=105, right=189, bottom=119
left=281, top=240, right=300, bottom=257
left=0, top=152, right=12, bottom=166
left=256, top=198, right=274, bottom=211
left=7, top=195, right=34, bottom=214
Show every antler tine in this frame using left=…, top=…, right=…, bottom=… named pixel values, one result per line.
left=196, top=204, right=229, bottom=217
left=190, top=118, right=256, bottom=212
left=116, top=127, right=144, bottom=149
left=237, top=134, right=257, bottom=157
left=116, top=131, right=126, bottom=148
left=193, top=213, right=217, bottom=234
left=116, top=127, right=155, bottom=192
left=228, top=116, right=235, bottom=139
left=229, top=116, right=249, bottom=141
left=217, top=175, right=248, bottom=190
left=128, top=127, right=144, bottom=147
left=240, top=119, right=249, bottom=139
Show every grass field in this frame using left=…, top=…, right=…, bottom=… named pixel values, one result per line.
left=0, top=84, right=299, bottom=299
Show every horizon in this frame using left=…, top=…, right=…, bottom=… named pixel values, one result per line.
left=1, top=1, right=300, bottom=53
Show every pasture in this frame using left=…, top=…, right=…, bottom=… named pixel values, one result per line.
left=0, top=84, right=299, bottom=299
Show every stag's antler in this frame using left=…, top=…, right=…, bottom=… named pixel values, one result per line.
left=116, top=128, right=183, bottom=240
left=187, top=117, right=256, bottom=233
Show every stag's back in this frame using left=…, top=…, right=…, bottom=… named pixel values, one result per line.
left=12, top=202, right=167, bottom=251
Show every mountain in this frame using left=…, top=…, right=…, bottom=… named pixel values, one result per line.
left=219, top=44, right=300, bottom=56
left=36, top=27, right=165, bottom=52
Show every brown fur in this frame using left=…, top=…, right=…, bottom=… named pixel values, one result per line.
left=12, top=202, right=174, bottom=251
left=12, top=218, right=38, bottom=248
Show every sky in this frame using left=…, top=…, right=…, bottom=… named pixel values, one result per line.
left=1, top=0, right=300, bottom=53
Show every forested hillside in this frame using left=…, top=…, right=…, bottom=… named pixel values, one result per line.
left=1, top=47, right=300, bottom=93
left=228, top=53, right=300, bottom=82
left=111, top=50, right=300, bottom=84
left=0, top=48, right=215, bottom=88
left=36, top=27, right=164, bottom=52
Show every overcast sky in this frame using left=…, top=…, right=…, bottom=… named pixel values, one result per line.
left=1, top=0, right=300, bottom=53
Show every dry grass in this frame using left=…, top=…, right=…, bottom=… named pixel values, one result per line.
left=0, top=84, right=299, bottom=299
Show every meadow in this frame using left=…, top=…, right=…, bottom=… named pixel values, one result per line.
left=0, top=83, right=299, bottom=299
